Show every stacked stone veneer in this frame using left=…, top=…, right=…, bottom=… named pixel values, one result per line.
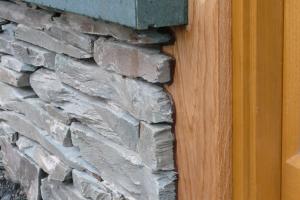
left=0, top=1, right=176, bottom=200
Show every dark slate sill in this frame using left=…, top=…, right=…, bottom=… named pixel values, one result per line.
left=23, top=0, right=188, bottom=30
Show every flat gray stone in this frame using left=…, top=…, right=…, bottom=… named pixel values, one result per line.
left=16, top=136, right=72, bottom=181
left=12, top=40, right=56, bottom=69
left=55, top=55, right=173, bottom=123
left=43, top=104, right=71, bottom=125
left=71, top=123, right=176, bottom=200
left=4, top=98, right=72, bottom=147
left=15, top=24, right=92, bottom=59
left=0, top=81, right=36, bottom=107
left=0, top=111, right=98, bottom=174
left=0, top=64, right=30, bottom=87
left=94, top=38, right=173, bottom=83
left=0, top=138, right=42, bottom=200
left=1, top=55, right=37, bottom=72
left=0, top=122, right=18, bottom=144
left=41, top=178, right=88, bottom=200
left=45, top=25, right=96, bottom=53
left=0, top=1, right=53, bottom=30
left=138, top=122, right=174, bottom=171
left=53, top=13, right=172, bottom=45
left=30, top=69, right=139, bottom=150
left=0, top=24, right=15, bottom=55
left=73, top=170, right=125, bottom=200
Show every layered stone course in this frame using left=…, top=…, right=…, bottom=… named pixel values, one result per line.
left=0, top=1, right=176, bottom=200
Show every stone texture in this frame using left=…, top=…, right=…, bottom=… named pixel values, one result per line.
left=53, top=13, right=172, bottom=45
left=16, top=136, right=72, bottom=182
left=45, top=25, right=96, bottom=53
left=12, top=40, right=56, bottom=69
left=30, top=69, right=140, bottom=151
left=41, top=178, right=88, bottom=200
left=71, top=123, right=176, bottom=200
left=15, top=24, right=92, bottom=59
left=72, top=170, right=125, bottom=200
left=55, top=55, right=173, bottom=123
left=1, top=55, right=37, bottom=72
left=3, top=98, right=72, bottom=147
left=0, top=24, right=15, bottom=55
left=0, top=122, right=18, bottom=145
left=94, top=38, right=173, bottom=83
left=138, top=122, right=174, bottom=171
left=0, top=138, right=42, bottom=200
left=0, top=111, right=98, bottom=174
left=0, top=0, right=53, bottom=30
left=0, top=64, right=30, bottom=87
left=0, top=81, right=36, bottom=107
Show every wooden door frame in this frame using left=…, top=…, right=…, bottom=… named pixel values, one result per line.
left=233, top=0, right=284, bottom=199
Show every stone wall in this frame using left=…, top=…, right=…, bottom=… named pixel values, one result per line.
left=0, top=1, right=176, bottom=200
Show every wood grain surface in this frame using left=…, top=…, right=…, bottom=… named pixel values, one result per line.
left=282, top=1, right=300, bottom=199
left=233, top=0, right=283, bottom=199
left=163, top=0, right=232, bottom=199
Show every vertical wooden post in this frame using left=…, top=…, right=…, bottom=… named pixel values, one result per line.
left=164, top=0, right=232, bottom=199
left=233, top=0, right=283, bottom=199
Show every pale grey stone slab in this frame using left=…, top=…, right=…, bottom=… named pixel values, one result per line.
left=138, top=122, right=174, bottom=171
left=73, top=170, right=125, bottom=200
left=55, top=55, right=173, bottom=123
left=94, top=38, right=173, bottom=83
left=0, top=138, right=42, bottom=200
left=16, top=136, right=72, bottom=181
left=43, top=104, right=71, bottom=125
left=0, top=111, right=98, bottom=174
left=0, top=81, right=36, bottom=107
left=52, top=13, right=172, bottom=45
left=71, top=123, right=176, bottom=200
left=1, top=55, right=37, bottom=72
left=30, top=69, right=140, bottom=150
left=0, top=64, right=30, bottom=87
left=41, top=178, right=88, bottom=200
left=12, top=40, right=56, bottom=69
left=15, top=24, right=92, bottom=59
left=0, top=25, right=15, bottom=55
left=0, top=1, right=53, bottom=30
left=4, top=98, right=72, bottom=147
left=45, top=25, right=96, bottom=53
left=0, top=122, right=18, bottom=144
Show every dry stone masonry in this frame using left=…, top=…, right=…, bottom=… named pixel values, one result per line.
left=0, top=1, right=176, bottom=200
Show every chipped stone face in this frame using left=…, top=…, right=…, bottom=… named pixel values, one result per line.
left=12, top=40, right=56, bottom=69
left=53, top=13, right=172, bottom=45
left=1, top=55, right=37, bottom=72
left=72, top=170, right=125, bottom=200
left=0, top=122, right=18, bottom=145
left=0, top=81, right=36, bottom=107
left=41, top=178, right=88, bottom=200
left=16, top=137, right=72, bottom=182
left=71, top=123, right=176, bottom=200
left=55, top=55, right=173, bottom=123
left=138, top=122, right=174, bottom=171
left=0, top=3, right=176, bottom=200
left=0, top=111, right=98, bottom=174
left=0, top=24, right=15, bottom=55
left=30, top=69, right=140, bottom=151
left=94, top=38, right=173, bottom=83
left=15, top=25, right=92, bottom=59
left=0, top=1, right=53, bottom=30
left=0, top=138, right=42, bottom=200
left=0, top=64, right=30, bottom=87
left=3, top=98, right=72, bottom=147
left=45, top=25, right=96, bottom=54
